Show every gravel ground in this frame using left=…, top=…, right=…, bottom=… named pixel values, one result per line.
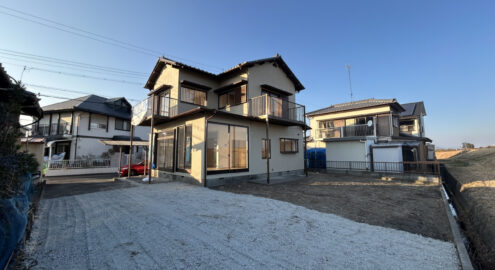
left=24, top=182, right=459, bottom=270
left=215, top=173, right=452, bottom=241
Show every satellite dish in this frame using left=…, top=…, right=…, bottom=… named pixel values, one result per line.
left=367, top=120, right=373, bottom=127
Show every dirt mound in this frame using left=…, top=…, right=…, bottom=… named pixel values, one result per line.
left=443, top=148, right=495, bottom=269
left=436, top=150, right=463, bottom=160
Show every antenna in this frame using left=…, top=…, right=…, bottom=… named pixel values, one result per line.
left=345, top=64, right=353, bottom=101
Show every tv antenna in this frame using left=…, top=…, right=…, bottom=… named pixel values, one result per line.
left=345, top=64, right=353, bottom=101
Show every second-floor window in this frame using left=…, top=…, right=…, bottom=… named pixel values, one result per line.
left=90, top=115, right=107, bottom=130
left=181, top=87, right=206, bottom=106
left=115, top=119, right=130, bottom=131
left=219, top=85, right=247, bottom=108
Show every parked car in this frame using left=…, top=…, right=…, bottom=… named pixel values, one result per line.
left=120, top=162, right=148, bottom=176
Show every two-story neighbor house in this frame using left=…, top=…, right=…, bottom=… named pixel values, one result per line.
left=31, top=95, right=148, bottom=161
left=132, top=55, right=307, bottom=186
left=399, top=101, right=426, bottom=137
left=306, top=98, right=433, bottom=171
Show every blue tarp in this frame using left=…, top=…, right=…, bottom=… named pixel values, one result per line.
left=0, top=174, right=34, bottom=269
left=306, top=148, right=326, bottom=169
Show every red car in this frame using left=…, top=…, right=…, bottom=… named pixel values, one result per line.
left=120, top=162, right=149, bottom=176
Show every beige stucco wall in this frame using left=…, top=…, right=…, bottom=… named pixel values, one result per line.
left=151, top=114, right=304, bottom=182
left=206, top=114, right=304, bottom=179
left=154, top=64, right=180, bottom=98
left=247, top=63, right=296, bottom=103
left=153, top=114, right=205, bottom=184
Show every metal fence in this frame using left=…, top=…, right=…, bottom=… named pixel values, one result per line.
left=46, top=159, right=111, bottom=169
left=325, top=160, right=440, bottom=175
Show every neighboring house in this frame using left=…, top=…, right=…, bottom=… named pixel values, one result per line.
left=399, top=101, right=426, bottom=137
left=306, top=98, right=434, bottom=171
left=29, top=95, right=149, bottom=161
left=133, top=55, right=307, bottom=186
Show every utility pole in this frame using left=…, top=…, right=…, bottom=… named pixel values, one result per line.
left=346, top=64, right=353, bottom=101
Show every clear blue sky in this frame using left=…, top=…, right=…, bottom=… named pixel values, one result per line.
left=1, top=0, right=494, bottom=148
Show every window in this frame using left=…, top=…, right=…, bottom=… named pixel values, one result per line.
left=156, top=129, right=175, bottom=171
left=280, top=138, right=298, bottom=153
left=177, top=125, right=192, bottom=171
left=181, top=87, right=206, bottom=106
left=262, top=139, right=270, bottom=159
left=219, top=85, right=247, bottom=108
left=207, top=122, right=248, bottom=173
left=90, top=114, right=107, bottom=130
left=115, top=119, right=130, bottom=131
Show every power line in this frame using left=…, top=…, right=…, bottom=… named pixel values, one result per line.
left=1, top=61, right=143, bottom=85
left=37, top=93, right=139, bottom=105
left=0, top=4, right=224, bottom=71
left=0, top=55, right=147, bottom=79
left=0, top=48, right=148, bottom=76
left=25, top=83, right=141, bottom=102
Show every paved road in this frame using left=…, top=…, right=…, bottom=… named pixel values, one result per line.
left=43, top=173, right=133, bottom=199
left=24, top=181, right=459, bottom=270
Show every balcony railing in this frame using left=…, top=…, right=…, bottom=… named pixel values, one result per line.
left=315, top=124, right=374, bottom=139
left=33, top=123, right=71, bottom=136
left=132, top=96, right=179, bottom=125
left=250, top=95, right=305, bottom=123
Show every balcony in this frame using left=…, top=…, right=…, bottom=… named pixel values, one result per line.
left=249, top=95, right=305, bottom=124
left=315, top=124, right=375, bottom=139
left=132, top=96, right=179, bottom=125
left=33, top=123, right=71, bottom=136
left=132, top=94, right=306, bottom=126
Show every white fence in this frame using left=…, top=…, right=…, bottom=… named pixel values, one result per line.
left=46, top=159, right=111, bottom=169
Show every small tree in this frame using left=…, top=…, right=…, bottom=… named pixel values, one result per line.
left=0, top=82, right=38, bottom=198
left=462, top=142, right=475, bottom=150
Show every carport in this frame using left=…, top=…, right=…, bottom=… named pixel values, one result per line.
left=99, top=137, right=148, bottom=177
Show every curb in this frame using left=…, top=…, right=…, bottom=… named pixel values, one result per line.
left=440, top=184, right=474, bottom=270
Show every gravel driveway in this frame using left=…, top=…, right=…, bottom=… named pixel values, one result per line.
left=24, top=182, right=459, bottom=269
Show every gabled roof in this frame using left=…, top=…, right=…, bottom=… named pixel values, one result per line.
left=307, top=98, right=405, bottom=117
left=144, top=55, right=304, bottom=91
left=400, top=101, right=426, bottom=117
left=42, top=95, right=132, bottom=120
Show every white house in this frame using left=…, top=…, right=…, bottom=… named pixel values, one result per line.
left=30, top=95, right=149, bottom=162
left=307, top=98, right=434, bottom=173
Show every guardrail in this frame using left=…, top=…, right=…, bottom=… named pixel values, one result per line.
left=326, top=160, right=440, bottom=175
left=46, top=159, right=111, bottom=169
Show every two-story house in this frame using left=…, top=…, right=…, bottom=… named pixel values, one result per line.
left=399, top=101, right=426, bottom=137
left=306, top=98, right=433, bottom=171
left=133, top=55, right=307, bottom=186
left=31, top=95, right=149, bottom=161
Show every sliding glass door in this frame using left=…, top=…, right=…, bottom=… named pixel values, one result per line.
left=156, top=129, right=175, bottom=171
left=207, top=122, right=248, bottom=174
